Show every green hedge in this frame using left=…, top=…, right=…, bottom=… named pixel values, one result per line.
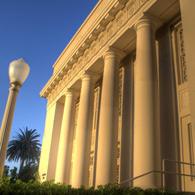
left=0, top=178, right=183, bottom=195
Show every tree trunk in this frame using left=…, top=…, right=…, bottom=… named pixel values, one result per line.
left=19, top=159, right=25, bottom=176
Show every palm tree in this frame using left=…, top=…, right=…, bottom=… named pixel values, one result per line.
left=6, top=127, right=41, bottom=175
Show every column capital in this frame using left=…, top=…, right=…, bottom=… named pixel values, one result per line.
left=64, top=87, right=79, bottom=97
left=103, top=46, right=126, bottom=62
left=134, top=14, right=161, bottom=31
left=80, top=70, right=100, bottom=81
left=64, top=88, right=75, bottom=96
left=80, top=72, right=92, bottom=81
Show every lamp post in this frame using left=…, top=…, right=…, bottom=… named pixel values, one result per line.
left=0, top=58, right=30, bottom=177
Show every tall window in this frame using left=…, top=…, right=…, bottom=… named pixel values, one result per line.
left=88, top=85, right=101, bottom=186
left=115, top=66, right=125, bottom=183
left=171, top=20, right=195, bottom=189
left=70, top=100, right=79, bottom=182
left=172, top=21, right=188, bottom=85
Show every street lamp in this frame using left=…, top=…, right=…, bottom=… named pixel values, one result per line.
left=0, top=58, right=30, bottom=176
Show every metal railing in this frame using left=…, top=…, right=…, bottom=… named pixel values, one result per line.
left=119, top=159, right=195, bottom=189
left=161, top=159, right=195, bottom=190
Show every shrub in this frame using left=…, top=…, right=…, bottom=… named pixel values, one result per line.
left=0, top=179, right=180, bottom=195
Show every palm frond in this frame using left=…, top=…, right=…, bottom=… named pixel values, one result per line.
left=6, top=127, right=41, bottom=167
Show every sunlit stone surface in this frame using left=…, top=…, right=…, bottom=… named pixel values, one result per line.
left=39, top=0, right=195, bottom=192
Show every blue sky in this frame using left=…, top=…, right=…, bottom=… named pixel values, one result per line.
left=0, top=0, right=98, bottom=167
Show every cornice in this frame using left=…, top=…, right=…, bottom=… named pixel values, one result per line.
left=53, top=0, right=123, bottom=75
left=41, top=0, right=151, bottom=103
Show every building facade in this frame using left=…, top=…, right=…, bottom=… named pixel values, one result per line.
left=39, top=0, right=195, bottom=192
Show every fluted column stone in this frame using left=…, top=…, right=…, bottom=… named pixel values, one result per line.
left=133, top=16, right=157, bottom=188
left=71, top=73, right=94, bottom=188
left=96, top=48, right=123, bottom=186
left=55, top=89, right=75, bottom=184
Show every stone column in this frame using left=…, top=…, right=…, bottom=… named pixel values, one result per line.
left=71, top=73, right=94, bottom=188
left=55, top=89, right=75, bottom=184
left=39, top=100, right=64, bottom=181
left=96, top=48, right=122, bottom=186
left=133, top=16, right=157, bottom=188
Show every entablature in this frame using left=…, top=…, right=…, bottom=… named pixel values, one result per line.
left=41, top=0, right=153, bottom=103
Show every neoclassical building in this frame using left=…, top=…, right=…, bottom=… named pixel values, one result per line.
left=39, top=0, right=195, bottom=192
